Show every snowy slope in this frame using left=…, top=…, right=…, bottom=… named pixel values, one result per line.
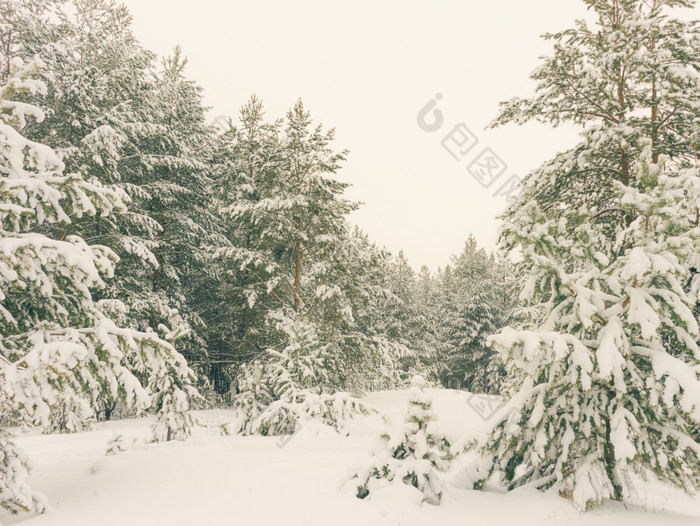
left=2, top=389, right=699, bottom=526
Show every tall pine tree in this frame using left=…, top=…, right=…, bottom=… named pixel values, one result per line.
left=0, top=55, right=196, bottom=515
left=475, top=0, right=700, bottom=509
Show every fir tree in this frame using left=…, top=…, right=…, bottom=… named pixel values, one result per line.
left=435, top=237, right=515, bottom=392
left=338, top=230, right=421, bottom=390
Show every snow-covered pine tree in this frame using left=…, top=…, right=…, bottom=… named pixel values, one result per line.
left=268, top=98, right=358, bottom=324
left=379, top=251, right=430, bottom=376
left=4, top=1, right=216, bottom=385
left=440, top=238, right=501, bottom=392
left=233, top=312, right=370, bottom=436
left=0, top=56, right=197, bottom=513
left=6, top=0, right=165, bottom=291
left=221, top=99, right=378, bottom=433
left=0, top=428, right=39, bottom=514
left=131, top=46, right=224, bottom=369
left=474, top=146, right=700, bottom=509
left=384, top=251, right=420, bottom=344
left=206, top=95, right=284, bottom=387
left=336, top=229, right=420, bottom=390
left=415, top=264, right=444, bottom=373
left=432, top=237, right=515, bottom=392
left=348, top=376, right=453, bottom=505
left=493, top=0, right=700, bottom=236
left=473, top=0, right=700, bottom=509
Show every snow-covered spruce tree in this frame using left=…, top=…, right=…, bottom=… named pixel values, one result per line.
left=337, top=229, right=421, bottom=390
left=474, top=146, right=700, bottom=509
left=383, top=251, right=421, bottom=350
left=414, top=264, right=445, bottom=379
left=348, top=376, right=453, bottom=505
left=0, top=58, right=198, bottom=512
left=377, top=250, right=436, bottom=379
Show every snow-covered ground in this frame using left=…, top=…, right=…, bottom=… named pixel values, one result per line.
left=2, top=389, right=699, bottom=526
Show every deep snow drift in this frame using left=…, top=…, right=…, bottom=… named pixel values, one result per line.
left=1, top=389, right=699, bottom=526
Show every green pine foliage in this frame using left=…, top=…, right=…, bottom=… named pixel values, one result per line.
left=0, top=54, right=196, bottom=513
left=476, top=147, right=700, bottom=510
left=474, top=0, right=700, bottom=510
left=6, top=1, right=219, bottom=374
left=494, top=0, right=700, bottom=236
left=437, top=237, right=516, bottom=393
left=219, top=100, right=409, bottom=432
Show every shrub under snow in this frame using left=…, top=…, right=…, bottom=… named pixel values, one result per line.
left=348, top=376, right=454, bottom=505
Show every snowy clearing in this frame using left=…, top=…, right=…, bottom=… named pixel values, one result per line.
left=2, top=389, right=699, bottom=526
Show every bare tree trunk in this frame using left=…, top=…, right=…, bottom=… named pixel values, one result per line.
left=617, top=78, right=630, bottom=185
left=294, top=242, right=302, bottom=312
left=650, top=34, right=660, bottom=164
left=603, top=406, right=624, bottom=501
left=152, top=262, right=160, bottom=293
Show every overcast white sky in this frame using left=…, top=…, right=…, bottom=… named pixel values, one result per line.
left=121, top=0, right=700, bottom=270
